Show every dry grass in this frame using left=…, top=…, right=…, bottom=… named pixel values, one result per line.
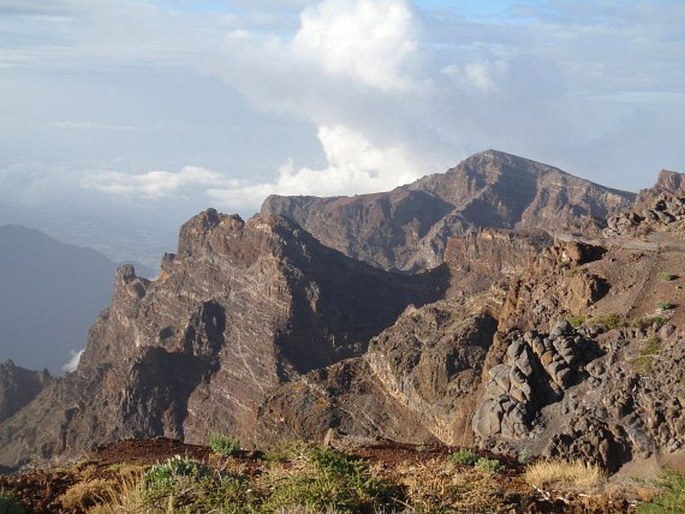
left=82, top=466, right=147, bottom=514
left=524, top=459, right=606, bottom=492
left=391, top=457, right=516, bottom=513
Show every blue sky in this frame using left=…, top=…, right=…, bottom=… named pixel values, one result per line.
left=0, top=0, right=684, bottom=262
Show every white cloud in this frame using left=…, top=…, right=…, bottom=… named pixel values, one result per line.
left=208, top=124, right=422, bottom=206
left=293, top=0, right=423, bottom=92
left=62, top=348, right=84, bottom=373
left=81, top=166, right=244, bottom=200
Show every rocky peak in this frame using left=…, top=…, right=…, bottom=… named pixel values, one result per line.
left=653, top=169, right=685, bottom=195
left=0, top=360, right=51, bottom=423
left=0, top=209, right=446, bottom=469
left=605, top=170, right=685, bottom=237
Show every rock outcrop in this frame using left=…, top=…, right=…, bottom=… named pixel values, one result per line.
left=0, top=361, right=51, bottom=423
left=1, top=156, right=683, bottom=477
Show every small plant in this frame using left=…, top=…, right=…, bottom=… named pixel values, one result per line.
left=591, top=313, right=624, bottom=332
left=266, top=445, right=404, bottom=512
left=637, top=469, right=685, bottom=513
left=633, top=316, right=667, bottom=331
left=657, top=272, right=678, bottom=281
left=0, top=493, right=25, bottom=514
left=524, top=459, right=606, bottom=491
left=517, top=447, right=533, bottom=465
left=368, top=340, right=378, bottom=352
left=656, top=301, right=676, bottom=311
left=144, top=455, right=210, bottom=490
left=208, top=433, right=242, bottom=457
left=448, top=448, right=478, bottom=466
left=567, top=314, right=586, bottom=328
left=631, top=355, right=656, bottom=375
left=641, top=336, right=661, bottom=356
left=474, top=457, right=504, bottom=474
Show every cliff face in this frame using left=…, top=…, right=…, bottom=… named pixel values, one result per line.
left=262, top=150, right=634, bottom=271
left=0, top=210, right=445, bottom=469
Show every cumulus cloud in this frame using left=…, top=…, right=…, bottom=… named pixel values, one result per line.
left=2, top=0, right=684, bottom=223
left=209, top=124, right=422, bottom=206
left=293, top=0, right=423, bottom=92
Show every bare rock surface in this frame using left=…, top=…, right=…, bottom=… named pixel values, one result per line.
left=0, top=360, right=51, bottom=423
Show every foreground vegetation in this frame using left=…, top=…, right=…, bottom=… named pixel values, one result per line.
left=1, top=439, right=683, bottom=513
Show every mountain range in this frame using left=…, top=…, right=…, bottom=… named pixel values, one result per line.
left=0, top=150, right=683, bottom=478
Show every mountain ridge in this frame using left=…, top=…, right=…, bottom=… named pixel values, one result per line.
left=262, top=149, right=635, bottom=271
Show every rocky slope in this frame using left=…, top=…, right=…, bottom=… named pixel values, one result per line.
left=262, top=150, right=634, bottom=271
left=0, top=361, right=51, bottom=423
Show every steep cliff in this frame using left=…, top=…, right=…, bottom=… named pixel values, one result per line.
left=0, top=361, right=51, bottom=423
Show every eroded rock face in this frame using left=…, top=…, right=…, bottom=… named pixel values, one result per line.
left=258, top=294, right=501, bottom=448
left=605, top=170, right=685, bottom=238
left=2, top=161, right=682, bottom=476
left=474, top=322, right=602, bottom=445
left=262, top=150, right=633, bottom=271
left=0, top=210, right=445, bottom=470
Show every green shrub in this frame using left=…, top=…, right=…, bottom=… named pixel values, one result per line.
left=657, top=272, right=678, bottom=281
left=631, top=355, right=656, bottom=375
left=637, top=469, right=685, bottom=513
left=267, top=445, right=404, bottom=513
left=448, top=448, right=478, bottom=466
left=474, top=457, right=504, bottom=474
left=208, top=433, right=242, bottom=457
left=144, top=455, right=210, bottom=490
left=0, top=493, right=25, bottom=514
left=656, top=302, right=676, bottom=311
left=633, top=316, right=667, bottom=331
left=591, top=313, right=624, bottom=332
left=641, top=337, right=661, bottom=356
left=567, top=314, right=586, bottom=328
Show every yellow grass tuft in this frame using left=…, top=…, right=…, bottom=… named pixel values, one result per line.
left=524, top=459, right=607, bottom=491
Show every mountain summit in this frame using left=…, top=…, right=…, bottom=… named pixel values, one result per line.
left=262, top=150, right=634, bottom=271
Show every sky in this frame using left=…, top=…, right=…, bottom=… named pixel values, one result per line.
left=1, top=0, right=684, bottom=263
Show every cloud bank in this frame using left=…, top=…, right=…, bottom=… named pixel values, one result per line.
left=1, top=0, right=684, bottom=220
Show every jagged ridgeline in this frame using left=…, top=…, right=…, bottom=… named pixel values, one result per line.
left=1, top=150, right=683, bottom=475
